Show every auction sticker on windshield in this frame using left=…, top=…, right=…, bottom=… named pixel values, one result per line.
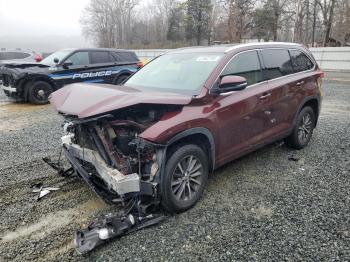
left=196, top=56, right=222, bottom=62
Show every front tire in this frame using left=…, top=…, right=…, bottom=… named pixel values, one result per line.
left=161, top=144, right=208, bottom=213
left=28, top=81, right=53, bottom=104
left=285, top=106, right=315, bottom=149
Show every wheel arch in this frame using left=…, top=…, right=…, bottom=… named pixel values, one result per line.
left=112, top=70, right=132, bottom=84
left=293, top=96, right=320, bottom=128
left=20, top=76, right=56, bottom=101
left=165, top=127, right=216, bottom=172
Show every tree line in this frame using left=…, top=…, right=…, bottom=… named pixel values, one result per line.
left=80, top=0, right=349, bottom=48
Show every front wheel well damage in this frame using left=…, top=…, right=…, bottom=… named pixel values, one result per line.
left=165, top=133, right=214, bottom=171
left=21, top=77, right=55, bottom=101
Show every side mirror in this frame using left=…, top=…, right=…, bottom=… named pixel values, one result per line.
left=62, top=61, right=73, bottom=69
left=211, top=75, right=247, bottom=94
left=53, top=57, right=59, bottom=64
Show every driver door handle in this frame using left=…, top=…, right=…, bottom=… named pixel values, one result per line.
left=259, top=93, right=271, bottom=100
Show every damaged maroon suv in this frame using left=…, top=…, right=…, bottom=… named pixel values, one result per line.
left=50, top=42, right=323, bottom=218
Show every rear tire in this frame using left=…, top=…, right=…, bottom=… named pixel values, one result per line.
left=161, top=144, right=208, bottom=213
left=28, top=81, right=53, bottom=104
left=285, top=106, right=315, bottom=149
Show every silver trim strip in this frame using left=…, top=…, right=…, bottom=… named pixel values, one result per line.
left=0, top=85, right=17, bottom=93
left=62, top=134, right=140, bottom=195
left=225, top=42, right=303, bottom=53
left=210, top=47, right=317, bottom=94
left=210, top=49, right=264, bottom=94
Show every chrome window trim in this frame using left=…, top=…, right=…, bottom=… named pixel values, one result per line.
left=210, top=47, right=317, bottom=95
left=288, top=48, right=316, bottom=72
left=210, top=49, right=264, bottom=94
left=261, top=48, right=316, bottom=84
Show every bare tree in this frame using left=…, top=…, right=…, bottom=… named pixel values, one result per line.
left=80, top=0, right=350, bottom=48
left=81, top=0, right=139, bottom=48
left=263, top=0, right=294, bottom=41
left=317, top=0, right=337, bottom=46
left=226, top=0, right=256, bottom=42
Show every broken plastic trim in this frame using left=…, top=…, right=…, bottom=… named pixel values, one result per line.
left=75, top=211, right=165, bottom=255
left=43, top=116, right=170, bottom=254
left=44, top=149, right=166, bottom=255
left=42, top=156, right=74, bottom=177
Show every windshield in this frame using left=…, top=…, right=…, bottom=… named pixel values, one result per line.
left=40, top=50, right=72, bottom=66
left=125, top=52, right=224, bottom=95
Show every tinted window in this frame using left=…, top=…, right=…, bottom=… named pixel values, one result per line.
left=261, top=49, right=293, bottom=79
left=222, top=51, right=262, bottom=86
left=290, top=50, right=314, bottom=73
left=41, top=50, right=71, bottom=66
left=66, top=52, right=89, bottom=66
left=90, top=51, right=113, bottom=64
left=114, top=51, right=138, bottom=62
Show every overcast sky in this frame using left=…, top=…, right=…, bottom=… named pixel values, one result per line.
left=0, top=0, right=89, bottom=36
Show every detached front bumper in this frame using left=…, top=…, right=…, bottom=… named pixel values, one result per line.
left=62, top=134, right=140, bottom=199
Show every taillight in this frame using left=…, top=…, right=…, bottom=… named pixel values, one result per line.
left=136, top=61, right=143, bottom=68
left=34, top=54, right=43, bottom=62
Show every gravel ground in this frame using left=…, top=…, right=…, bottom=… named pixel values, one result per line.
left=0, top=81, right=349, bottom=261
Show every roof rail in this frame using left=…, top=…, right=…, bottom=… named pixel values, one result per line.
left=225, top=42, right=302, bottom=53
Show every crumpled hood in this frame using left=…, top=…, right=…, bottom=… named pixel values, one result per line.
left=50, top=83, right=192, bottom=118
left=0, top=62, right=48, bottom=69
left=0, top=62, right=50, bottom=79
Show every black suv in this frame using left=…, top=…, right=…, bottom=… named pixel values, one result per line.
left=0, top=48, right=142, bottom=104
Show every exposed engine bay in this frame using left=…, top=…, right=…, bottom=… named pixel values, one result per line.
left=44, top=104, right=182, bottom=254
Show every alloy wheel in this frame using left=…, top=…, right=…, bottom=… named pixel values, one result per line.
left=171, top=155, right=203, bottom=201
left=298, top=112, right=313, bottom=144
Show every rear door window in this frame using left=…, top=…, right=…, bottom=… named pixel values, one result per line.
left=261, top=49, right=293, bottom=79
left=222, top=50, right=263, bottom=86
left=66, top=51, right=90, bottom=66
left=90, top=51, right=114, bottom=64
left=113, top=51, right=138, bottom=62
left=290, top=50, right=314, bottom=73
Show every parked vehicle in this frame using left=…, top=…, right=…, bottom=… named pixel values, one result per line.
left=0, top=48, right=142, bottom=104
left=0, top=49, right=43, bottom=64
left=48, top=43, right=323, bottom=253
left=0, top=49, right=43, bottom=86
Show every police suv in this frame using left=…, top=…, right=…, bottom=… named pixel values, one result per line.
left=0, top=48, right=143, bottom=104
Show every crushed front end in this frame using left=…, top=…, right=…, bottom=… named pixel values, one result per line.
left=0, top=66, right=22, bottom=97
left=51, top=104, right=181, bottom=254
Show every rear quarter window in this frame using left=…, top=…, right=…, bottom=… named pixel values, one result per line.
left=261, top=49, right=293, bottom=79
left=290, top=50, right=314, bottom=73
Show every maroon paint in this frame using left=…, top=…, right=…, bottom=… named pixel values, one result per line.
left=50, top=83, right=191, bottom=118
left=50, top=43, right=323, bottom=169
left=220, top=75, right=247, bottom=85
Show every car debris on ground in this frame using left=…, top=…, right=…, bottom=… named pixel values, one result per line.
left=31, top=182, right=60, bottom=200
left=288, top=156, right=300, bottom=162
